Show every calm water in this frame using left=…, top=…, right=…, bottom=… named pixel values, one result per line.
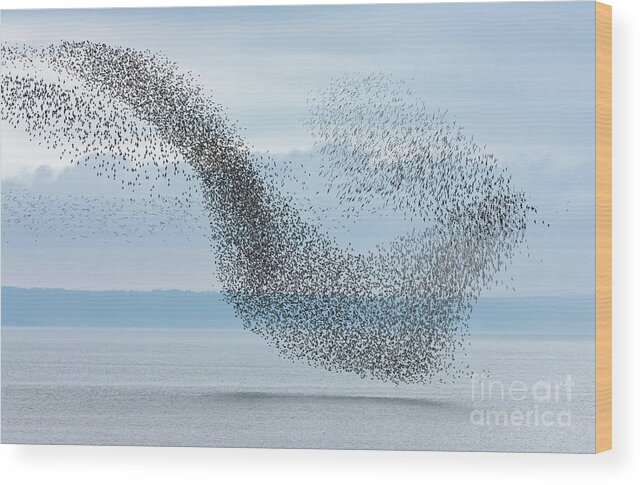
left=1, top=327, right=594, bottom=452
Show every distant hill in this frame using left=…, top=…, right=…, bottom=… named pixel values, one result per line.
left=1, top=287, right=239, bottom=329
left=467, top=296, right=594, bottom=336
left=1, top=287, right=594, bottom=335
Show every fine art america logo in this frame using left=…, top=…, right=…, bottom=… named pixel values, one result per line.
left=470, top=374, right=574, bottom=428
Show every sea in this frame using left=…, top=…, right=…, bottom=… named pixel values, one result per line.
left=1, top=324, right=595, bottom=452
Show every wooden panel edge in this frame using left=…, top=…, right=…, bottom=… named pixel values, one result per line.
left=595, top=0, right=612, bottom=454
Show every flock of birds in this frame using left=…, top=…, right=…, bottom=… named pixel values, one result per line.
left=1, top=41, right=537, bottom=384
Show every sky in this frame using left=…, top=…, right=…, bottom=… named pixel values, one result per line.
left=0, top=2, right=596, bottom=296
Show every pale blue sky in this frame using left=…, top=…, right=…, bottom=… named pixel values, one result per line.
left=1, top=3, right=596, bottom=296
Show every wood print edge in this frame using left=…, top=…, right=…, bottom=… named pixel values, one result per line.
left=595, top=0, right=612, bottom=454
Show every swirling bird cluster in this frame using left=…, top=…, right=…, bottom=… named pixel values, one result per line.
left=1, top=42, right=537, bottom=384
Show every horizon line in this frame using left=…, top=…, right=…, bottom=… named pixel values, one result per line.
left=1, top=285, right=595, bottom=300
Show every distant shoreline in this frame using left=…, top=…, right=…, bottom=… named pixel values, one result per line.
left=1, top=286, right=595, bottom=336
